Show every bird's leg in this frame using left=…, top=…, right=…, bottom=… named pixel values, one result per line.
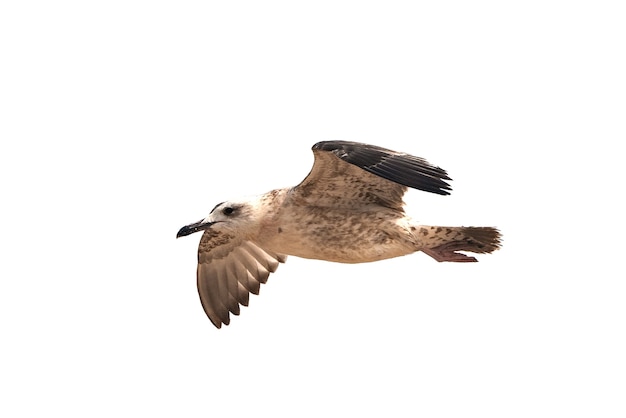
left=418, top=226, right=501, bottom=263
left=422, top=242, right=478, bottom=262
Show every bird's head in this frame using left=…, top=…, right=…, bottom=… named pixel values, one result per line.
left=176, top=198, right=259, bottom=239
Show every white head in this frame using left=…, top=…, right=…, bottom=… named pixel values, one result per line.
left=176, top=197, right=262, bottom=239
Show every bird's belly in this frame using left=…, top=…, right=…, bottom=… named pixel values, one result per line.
left=280, top=238, right=411, bottom=263
left=261, top=211, right=415, bottom=263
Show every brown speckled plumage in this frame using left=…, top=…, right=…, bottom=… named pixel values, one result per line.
left=177, top=141, right=501, bottom=328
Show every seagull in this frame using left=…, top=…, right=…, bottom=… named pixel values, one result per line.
left=177, top=141, right=501, bottom=328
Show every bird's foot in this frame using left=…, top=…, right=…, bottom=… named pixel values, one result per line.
left=422, top=242, right=479, bottom=263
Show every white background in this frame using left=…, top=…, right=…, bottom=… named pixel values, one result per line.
left=1, top=1, right=625, bottom=416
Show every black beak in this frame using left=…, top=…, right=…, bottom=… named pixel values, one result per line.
left=176, top=220, right=214, bottom=238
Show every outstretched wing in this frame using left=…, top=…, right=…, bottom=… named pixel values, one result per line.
left=196, top=229, right=286, bottom=328
left=292, top=141, right=452, bottom=211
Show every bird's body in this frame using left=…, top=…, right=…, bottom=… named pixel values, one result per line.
left=232, top=190, right=414, bottom=263
left=178, top=141, right=501, bottom=328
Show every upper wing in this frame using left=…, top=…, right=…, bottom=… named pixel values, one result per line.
left=196, top=229, right=286, bottom=328
left=292, top=141, right=452, bottom=211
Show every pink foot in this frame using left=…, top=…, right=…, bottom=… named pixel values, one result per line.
left=422, top=242, right=479, bottom=263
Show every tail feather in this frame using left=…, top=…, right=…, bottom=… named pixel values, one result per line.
left=420, top=226, right=501, bottom=262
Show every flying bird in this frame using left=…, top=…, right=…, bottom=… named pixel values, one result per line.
left=177, top=141, right=501, bottom=328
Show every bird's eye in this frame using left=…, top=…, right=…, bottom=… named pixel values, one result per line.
left=222, top=207, right=234, bottom=216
